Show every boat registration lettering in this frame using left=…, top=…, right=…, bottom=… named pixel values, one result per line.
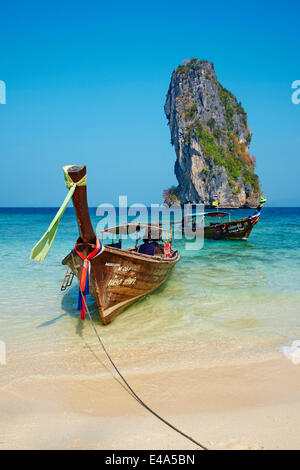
left=227, top=223, right=243, bottom=233
left=118, top=265, right=131, bottom=272
left=123, top=277, right=136, bottom=286
left=108, top=276, right=136, bottom=287
left=108, top=277, right=123, bottom=286
left=105, top=263, right=131, bottom=273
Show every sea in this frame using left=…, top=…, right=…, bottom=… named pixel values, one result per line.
left=1, top=207, right=300, bottom=373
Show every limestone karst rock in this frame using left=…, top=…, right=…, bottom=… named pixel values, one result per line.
left=164, top=59, right=261, bottom=207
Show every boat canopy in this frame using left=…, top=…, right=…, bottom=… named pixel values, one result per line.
left=183, top=211, right=229, bottom=219
left=204, top=211, right=229, bottom=218
left=101, top=223, right=170, bottom=240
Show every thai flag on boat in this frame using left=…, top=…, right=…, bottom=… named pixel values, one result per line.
left=212, top=193, right=218, bottom=200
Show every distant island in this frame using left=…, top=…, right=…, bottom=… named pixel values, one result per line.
left=164, top=58, right=262, bottom=208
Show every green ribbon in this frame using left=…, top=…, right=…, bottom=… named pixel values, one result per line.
left=259, top=196, right=267, bottom=207
left=30, top=166, right=86, bottom=262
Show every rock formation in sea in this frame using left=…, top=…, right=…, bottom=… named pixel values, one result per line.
left=164, top=58, right=262, bottom=208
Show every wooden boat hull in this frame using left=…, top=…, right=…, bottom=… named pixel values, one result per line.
left=204, top=217, right=257, bottom=240
left=62, top=245, right=180, bottom=324
left=60, top=165, right=180, bottom=324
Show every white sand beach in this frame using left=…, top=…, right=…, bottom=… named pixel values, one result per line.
left=1, top=338, right=300, bottom=450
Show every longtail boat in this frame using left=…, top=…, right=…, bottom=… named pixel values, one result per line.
left=183, top=197, right=266, bottom=241
left=58, top=165, right=180, bottom=324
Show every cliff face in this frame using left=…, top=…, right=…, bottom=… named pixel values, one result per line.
left=164, top=59, right=261, bottom=207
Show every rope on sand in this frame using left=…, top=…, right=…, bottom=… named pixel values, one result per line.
left=71, top=254, right=209, bottom=451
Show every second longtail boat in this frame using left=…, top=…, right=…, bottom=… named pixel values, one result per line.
left=182, top=197, right=266, bottom=241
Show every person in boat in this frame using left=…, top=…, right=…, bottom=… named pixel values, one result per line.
left=138, top=238, right=155, bottom=255
left=213, top=223, right=227, bottom=240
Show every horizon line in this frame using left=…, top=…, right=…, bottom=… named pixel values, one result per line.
left=1, top=206, right=300, bottom=209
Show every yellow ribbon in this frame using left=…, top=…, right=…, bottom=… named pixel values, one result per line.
left=63, top=165, right=87, bottom=190
left=30, top=166, right=86, bottom=262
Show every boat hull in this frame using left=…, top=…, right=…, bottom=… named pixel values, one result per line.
left=204, top=217, right=256, bottom=240
left=62, top=245, right=180, bottom=324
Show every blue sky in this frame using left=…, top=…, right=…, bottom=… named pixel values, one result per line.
left=0, top=0, right=299, bottom=206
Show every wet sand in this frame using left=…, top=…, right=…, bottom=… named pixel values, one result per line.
left=1, top=339, right=300, bottom=450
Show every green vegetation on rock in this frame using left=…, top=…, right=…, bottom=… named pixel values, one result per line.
left=162, top=186, right=180, bottom=206
left=194, top=121, right=259, bottom=191
left=185, top=103, right=197, bottom=120
left=177, top=58, right=202, bottom=74
left=217, top=83, right=247, bottom=130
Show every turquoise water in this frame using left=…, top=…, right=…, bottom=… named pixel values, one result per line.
left=1, top=207, right=300, bottom=366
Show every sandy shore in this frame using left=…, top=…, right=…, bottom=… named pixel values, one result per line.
left=1, top=336, right=300, bottom=450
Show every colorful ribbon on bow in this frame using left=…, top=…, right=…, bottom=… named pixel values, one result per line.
left=74, top=237, right=102, bottom=320
left=249, top=210, right=262, bottom=225
left=30, top=166, right=87, bottom=262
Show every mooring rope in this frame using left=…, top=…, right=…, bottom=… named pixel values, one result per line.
left=71, top=253, right=209, bottom=450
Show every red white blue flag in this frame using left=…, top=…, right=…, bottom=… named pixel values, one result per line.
left=212, top=193, right=218, bottom=200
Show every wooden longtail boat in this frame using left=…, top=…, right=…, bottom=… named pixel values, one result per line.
left=203, top=212, right=259, bottom=240
left=62, top=165, right=180, bottom=324
left=183, top=198, right=266, bottom=241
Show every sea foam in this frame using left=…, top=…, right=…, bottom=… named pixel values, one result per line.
left=280, top=341, right=300, bottom=365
